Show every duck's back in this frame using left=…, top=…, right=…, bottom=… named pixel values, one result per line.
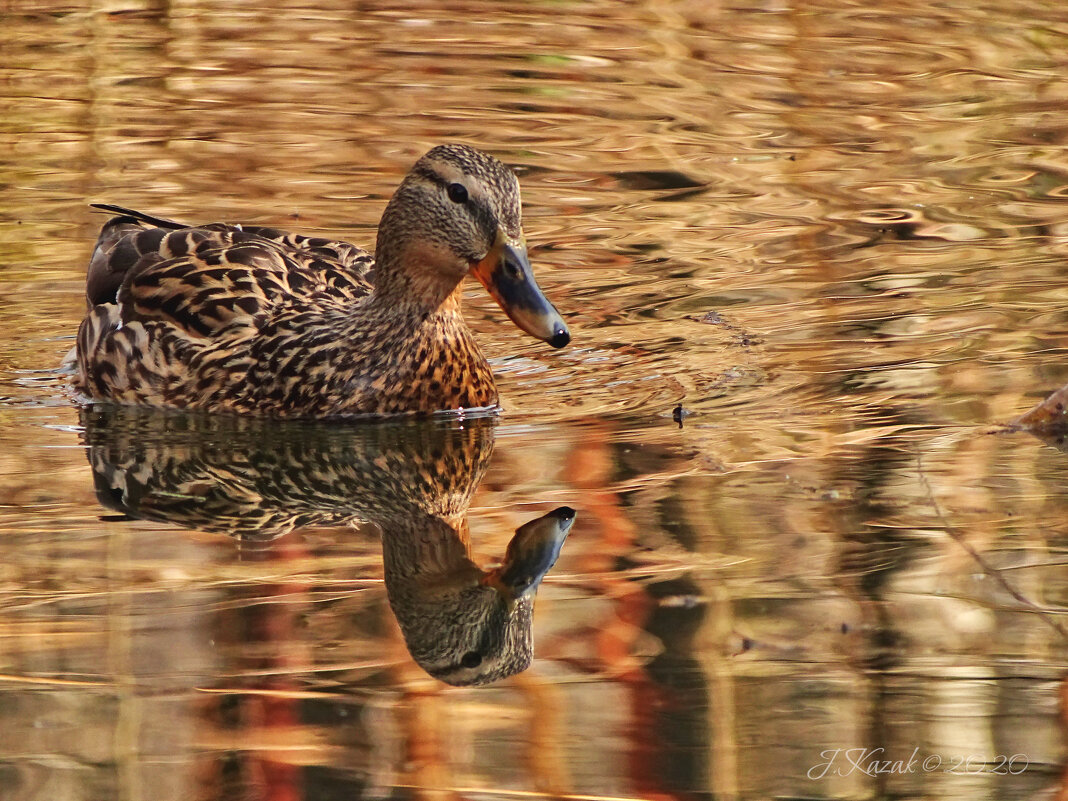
left=76, top=208, right=376, bottom=413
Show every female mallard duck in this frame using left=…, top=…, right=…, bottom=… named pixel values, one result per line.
left=74, top=144, right=570, bottom=417
left=83, top=407, right=576, bottom=685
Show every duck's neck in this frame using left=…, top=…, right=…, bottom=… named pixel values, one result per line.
left=361, top=272, right=467, bottom=343
left=332, top=257, right=497, bottom=413
left=370, top=242, right=468, bottom=318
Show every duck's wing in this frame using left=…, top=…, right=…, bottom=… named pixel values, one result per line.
left=86, top=206, right=374, bottom=338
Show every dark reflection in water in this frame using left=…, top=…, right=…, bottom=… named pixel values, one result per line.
left=81, top=405, right=573, bottom=686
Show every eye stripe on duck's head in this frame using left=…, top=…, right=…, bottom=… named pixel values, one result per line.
left=411, top=144, right=523, bottom=239
left=373, top=144, right=532, bottom=305
left=408, top=169, right=500, bottom=251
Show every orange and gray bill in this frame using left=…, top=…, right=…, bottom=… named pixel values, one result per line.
left=483, top=506, right=576, bottom=598
left=470, top=232, right=570, bottom=348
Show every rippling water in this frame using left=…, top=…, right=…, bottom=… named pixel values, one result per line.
left=2, top=1, right=1068, bottom=799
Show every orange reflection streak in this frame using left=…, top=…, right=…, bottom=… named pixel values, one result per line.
left=558, top=420, right=716, bottom=800
left=194, top=532, right=316, bottom=801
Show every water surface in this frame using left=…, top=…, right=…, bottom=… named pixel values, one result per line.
left=2, top=1, right=1067, bottom=799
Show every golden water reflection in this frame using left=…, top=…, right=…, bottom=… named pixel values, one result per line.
left=83, top=407, right=574, bottom=686
left=1, top=406, right=1064, bottom=799
left=2, top=0, right=1068, bottom=798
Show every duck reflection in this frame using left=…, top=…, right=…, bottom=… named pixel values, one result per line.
left=79, top=405, right=574, bottom=685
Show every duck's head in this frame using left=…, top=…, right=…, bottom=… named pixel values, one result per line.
left=383, top=506, right=576, bottom=686
left=376, top=144, right=570, bottom=349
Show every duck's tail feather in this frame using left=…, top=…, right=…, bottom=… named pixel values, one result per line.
left=90, top=203, right=187, bottom=230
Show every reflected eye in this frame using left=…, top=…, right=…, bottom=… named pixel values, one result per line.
left=460, top=651, right=482, bottom=668
left=447, top=183, right=469, bottom=204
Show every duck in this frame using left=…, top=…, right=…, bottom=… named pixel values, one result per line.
left=83, top=406, right=576, bottom=685
left=74, top=144, right=570, bottom=418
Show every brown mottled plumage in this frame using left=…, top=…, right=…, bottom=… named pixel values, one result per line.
left=74, top=144, right=570, bottom=418
left=82, top=406, right=575, bottom=685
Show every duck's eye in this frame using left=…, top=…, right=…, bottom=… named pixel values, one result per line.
left=447, top=183, right=469, bottom=204
left=460, top=651, right=482, bottom=668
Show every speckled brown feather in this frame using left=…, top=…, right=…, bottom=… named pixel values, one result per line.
left=82, top=405, right=495, bottom=540
left=74, top=145, right=531, bottom=418
left=82, top=406, right=558, bottom=685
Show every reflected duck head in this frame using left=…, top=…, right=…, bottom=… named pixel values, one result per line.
left=383, top=506, right=576, bottom=686
left=79, top=405, right=573, bottom=686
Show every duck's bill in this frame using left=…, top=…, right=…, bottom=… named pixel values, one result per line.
left=483, top=506, right=576, bottom=599
left=470, top=234, right=570, bottom=348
